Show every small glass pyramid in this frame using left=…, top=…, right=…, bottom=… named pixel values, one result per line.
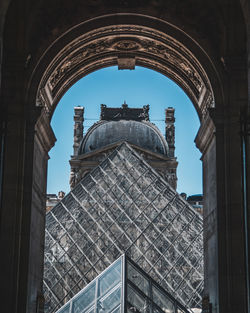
left=56, top=255, right=189, bottom=313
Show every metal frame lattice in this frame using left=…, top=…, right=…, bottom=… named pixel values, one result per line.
left=44, top=142, right=203, bottom=312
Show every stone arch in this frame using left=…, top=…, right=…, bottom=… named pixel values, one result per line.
left=28, top=14, right=222, bottom=121
left=27, top=14, right=222, bottom=312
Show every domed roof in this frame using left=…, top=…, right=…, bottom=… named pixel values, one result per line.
left=78, top=120, right=168, bottom=156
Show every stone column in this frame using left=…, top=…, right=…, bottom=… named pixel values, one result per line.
left=195, top=113, right=218, bottom=313
left=196, top=103, right=249, bottom=313
left=0, top=104, right=56, bottom=313
left=215, top=107, right=248, bottom=313
left=29, top=112, right=56, bottom=313
left=73, top=106, right=84, bottom=156
left=165, top=107, right=175, bottom=157
left=70, top=106, right=84, bottom=190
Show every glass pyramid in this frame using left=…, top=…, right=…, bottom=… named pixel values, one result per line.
left=44, top=143, right=203, bottom=313
left=55, top=255, right=189, bottom=313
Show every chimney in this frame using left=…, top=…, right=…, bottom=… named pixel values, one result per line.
left=73, top=106, right=84, bottom=155
left=58, top=191, right=65, bottom=199
left=180, top=192, right=187, bottom=200
left=165, top=107, right=175, bottom=157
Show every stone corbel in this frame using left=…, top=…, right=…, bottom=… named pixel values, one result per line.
left=195, top=110, right=215, bottom=156
left=35, top=110, right=56, bottom=157
left=117, top=56, right=135, bottom=69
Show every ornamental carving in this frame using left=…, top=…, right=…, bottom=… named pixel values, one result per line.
left=49, top=35, right=204, bottom=96
left=201, top=90, right=214, bottom=117
left=49, top=38, right=114, bottom=87
left=166, top=124, right=175, bottom=146
left=113, top=40, right=140, bottom=51
left=39, top=24, right=214, bottom=119
left=69, top=169, right=76, bottom=189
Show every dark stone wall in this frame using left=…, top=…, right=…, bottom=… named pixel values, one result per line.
left=203, top=137, right=218, bottom=312
left=26, top=116, right=56, bottom=313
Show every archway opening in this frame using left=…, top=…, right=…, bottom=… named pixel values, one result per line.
left=29, top=15, right=220, bottom=313
left=47, top=66, right=202, bottom=197
left=44, top=65, right=204, bottom=312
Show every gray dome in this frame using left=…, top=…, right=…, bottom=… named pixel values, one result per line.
left=78, top=120, right=168, bottom=155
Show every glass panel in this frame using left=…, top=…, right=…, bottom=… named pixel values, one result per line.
left=98, top=259, right=121, bottom=297
left=127, top=261, right=150, bottom=296
left=111, top=305, right=121, bottom=313
left=152, top=285, right=175, bottom=313
left=97, top=286, right=121, bottom=313
left=127, top=305, right=136, bottom=313
left=153, top=306, right=163, bottom=313
left=57, top=304, right=70, bottom=313
left=127, top=285, right=150, bottom=313
left=72, top=282, right=96, bottom=313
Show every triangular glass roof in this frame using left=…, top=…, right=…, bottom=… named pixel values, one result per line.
left=44, top=142, right=203, bottom=312
left=55, top=255, right=190, bottom=313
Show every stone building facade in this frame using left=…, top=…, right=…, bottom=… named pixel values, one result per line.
left=70, top=103, right=178, bottom=190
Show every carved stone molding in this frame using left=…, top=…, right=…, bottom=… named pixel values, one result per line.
left=37, top=25, right=214, bottom=119
left=195, top=113, right=215, bottom=155
left=200, top=89, right=214, bottom=117
left=35, top=112, right=56, bottom=155
left=47, top=36, right=204, bottom=93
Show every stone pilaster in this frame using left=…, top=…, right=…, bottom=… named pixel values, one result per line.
left=196, top=106, right=249, bottom=313
left=28, top=111, right=56, bottom=313
left=165, top=107, right=175, bottom=157
left=196, top=112, right=218, bottom=313
left=73, top=106, right=84, bottom=156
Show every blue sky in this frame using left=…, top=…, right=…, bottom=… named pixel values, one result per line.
left=47, top=66, right=202, bottom=196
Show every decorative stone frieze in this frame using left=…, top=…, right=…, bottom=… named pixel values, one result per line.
left=37, top=25, right=214, bottom=119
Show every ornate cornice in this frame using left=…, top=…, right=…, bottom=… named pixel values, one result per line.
left=37, top=24, right=214, bottom=119
left=35, top=112, right=57, bottom=155
left=195, top=112, right=215, bottom=155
